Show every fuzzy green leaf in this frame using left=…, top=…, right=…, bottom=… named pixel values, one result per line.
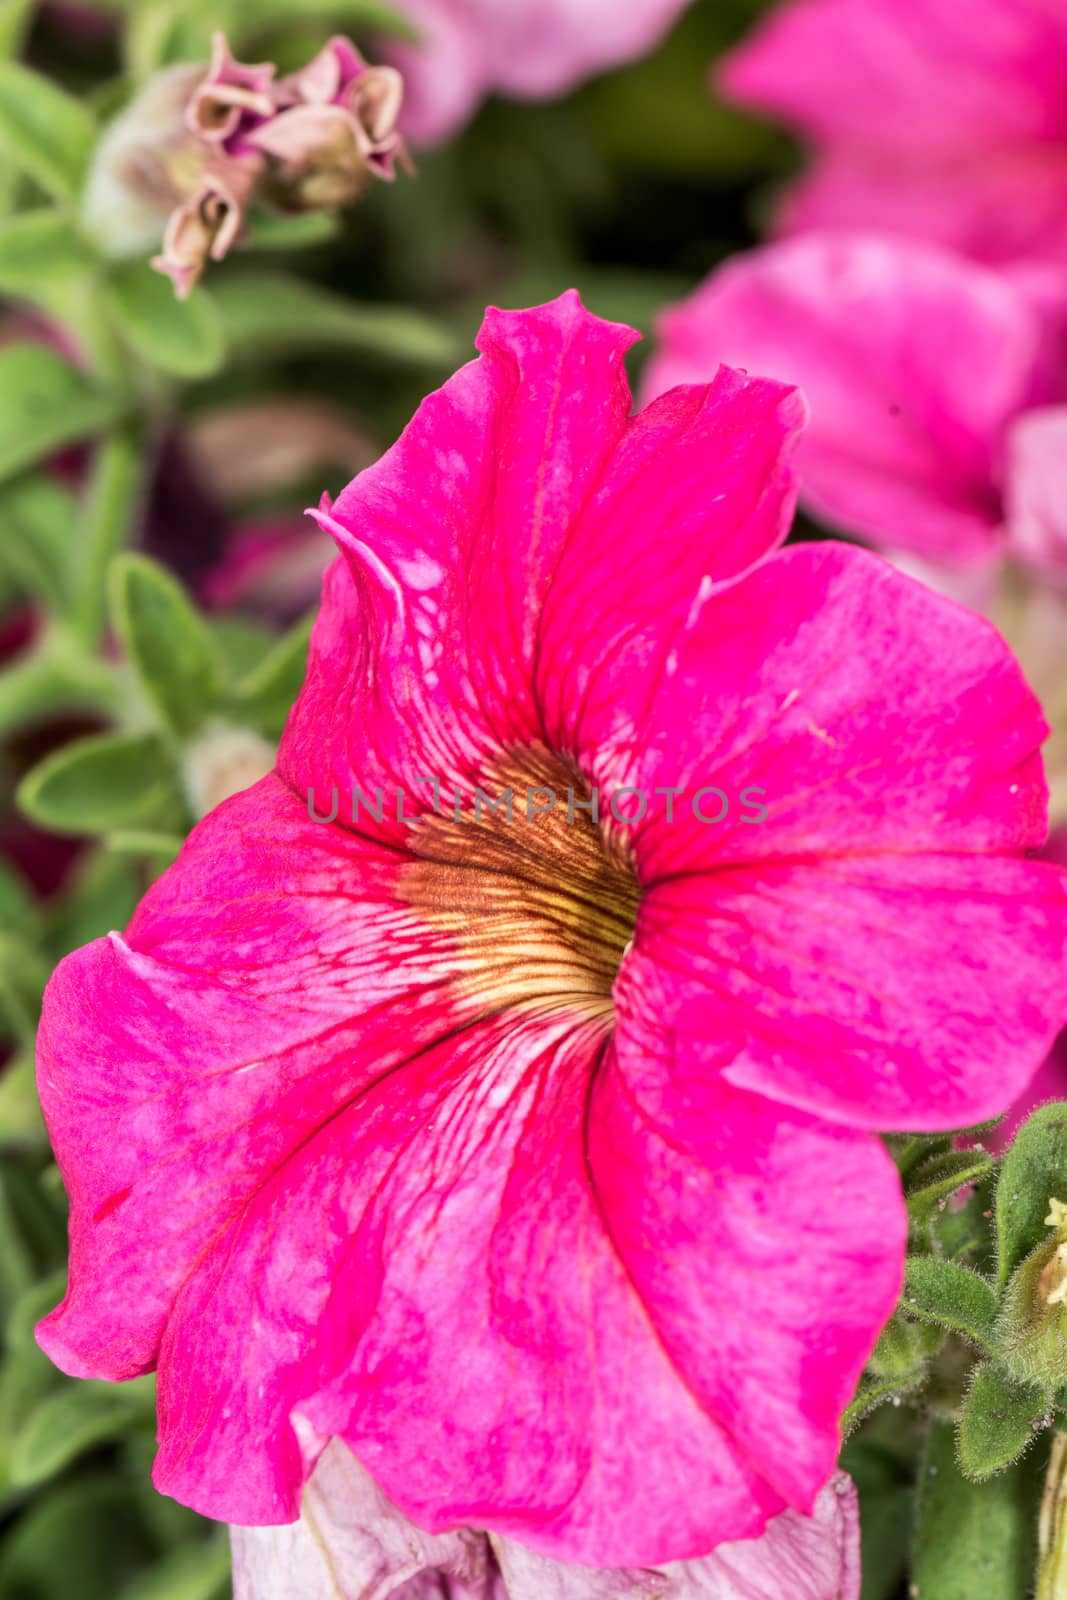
left=0, top=472, right=77, bottom=610
left=0, top=61, right=95, bottom=201
left=998, top=1103, right=1067, bottom=1289
left=17, top=729, right=176, bottom=834
left=906, top=1148, right=995, bottom=1232
left=109, top=554, right=227, bottom=734
left=106, top=263, right=226, bottom=379
left=911, top=1420, right=1043, bottom=1600
left=958, top=1362, right=1051, bottom=1479
left=0, top=344, right=125, bottom=484
left=0, top=209, right=96, bottom=324
left=903, top=1258, right=999, bottom=1348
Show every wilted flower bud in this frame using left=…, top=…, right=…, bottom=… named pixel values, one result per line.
left=249, top=36, right=410, bottom=212
left=81, top=63, right=213, bottom=258
left=82, top=31, right=409, bottom=299
left=996, top=1196, right=1067, bottom=1386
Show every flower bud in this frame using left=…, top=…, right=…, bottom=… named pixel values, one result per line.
left=995, top=1197, right=1067, bottom=1386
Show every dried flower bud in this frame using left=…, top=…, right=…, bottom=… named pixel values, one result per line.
left=186, top=32, right=275, bottom=149
left=250, top=37, right=410, bottom=211
left=83, top=31, right=410, bottom=298
left=151, top=153, right=262, bottom=300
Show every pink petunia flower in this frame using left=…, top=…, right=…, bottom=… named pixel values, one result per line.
left=388, top=0, right=694, bottom=144
left=643, top=231, right=1067, bottom=573
left=716, top=0, right=1067, bottom=272
left=230, top=1443, right=861, bottom=1599
left=35, top=296, right=1067, bottom=1563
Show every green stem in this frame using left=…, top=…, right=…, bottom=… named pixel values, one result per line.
left=1038, top=1431, right=1067, bottom=1599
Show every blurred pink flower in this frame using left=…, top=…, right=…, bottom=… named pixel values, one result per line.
left=390, top=0, right=694, bottom=143
left=644, top=232, right=1067, bottom=573
left=35, top=297, right=1067, bottom=1563
left=717, top=0, right=1067, bottom=272
left=231, top=1443, right=860, bottom=1599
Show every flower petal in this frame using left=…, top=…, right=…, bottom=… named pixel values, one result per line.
left=717, top=0, right=1066, bottom=152
left=589, top=1051, right=903, bottom=1509
left=621, top=540, right=1050, bottom=878
left=658, top=1473, right=860, bottom=1600
left=1005, top=405, right=1067, bottom=577
left=230, top=1440, right=493, bottom=1600
left=279, top=294, right=637, bottom=840
left=644, top=234, right=1046, bottom=564
left=536, top=368, right=804, bottom=758
left=292, top=1017, right=781, bottom=1563
left=36, top=775, right=457, bottom=1382
left=624, top=851, right=1067, bottom=1132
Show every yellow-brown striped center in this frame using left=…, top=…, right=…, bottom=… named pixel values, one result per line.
left=400, top=746, right=639, bottom=1024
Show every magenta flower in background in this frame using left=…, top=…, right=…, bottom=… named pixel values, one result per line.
left=34, top=298, right=1067, bottom=1564
left=717, top=0, right=1067, bottom=272
left=644, top=231, right=1067, bottom=573
left=389, top=0, right=694, bottom=143
left=231, top=1444, right=861, bottom=1599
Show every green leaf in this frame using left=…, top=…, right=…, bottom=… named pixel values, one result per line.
left=110, top=554, right=227, bottom=734
left=0, top=472, right=78, bottom=610
left=868, top=1311, right=942, bottom=1380
left=843, top=1369, right=926, bottom=1433
left=0, top=637, right=117, bottom=739
left=17, top=729, right=177, bottom=834
left=959, top=1362, right=1051, bottom=1479
left=0, top=60, right=96, bottom=201
left=0, top=1476, right=157, bottom=1599
left=115, top=1540, right=232, bottom=1600
left=105, top=829, right=183, bottom=867
left=6, top=1269, right=69, bottom=1351
left=903, top=1258, right=999, bottom=1349
left=0, top=209, right=96, bottom=323
left=231, top=0, right=417, bottom=40
left=106, top=263, right=226, bottom=379
left=124, top=3, right=215, bottom=78
left=45, top=849, right=142, bottom=961
left=0, top=1344, right=59, bottom=1500
left=0, top=0, right=34, bottom=60
left=0, top=343, right=125, bottom=484
left=998, top=1103, right=1067, bottom=1289
left=10, top=1383, right=145, bottom=1489
left=208, top=616, right=277, bottom=679
left=0, top=1049, right=46, bottom=1152
left=231, top=610, right=313, bottom=736
left=911, top=1420, right=1044, bottom=1600
left=840, top=1429, right=916, bottom=1600
left=242, top=207, right=340, bottom=251
left=73, top=427, right=146, bottom=646
left=889, top=1132, right=953, bottom=1182
left=213, top=270, right=462, bottom=366
left=906, top=1148, right=996, bottom=1233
